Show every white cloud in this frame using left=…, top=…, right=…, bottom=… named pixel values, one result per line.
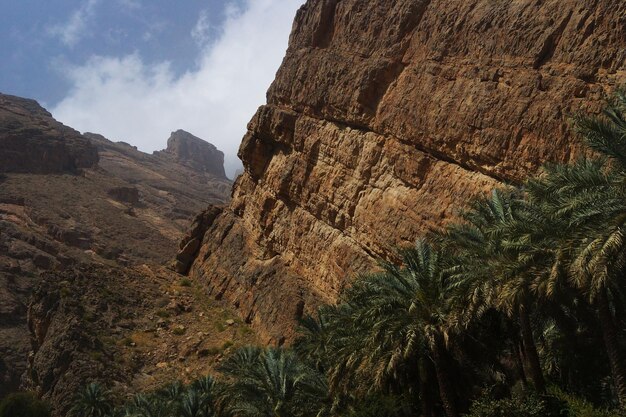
left=118, top=0, right=141, bottom=11
left=191, top=10, right=213, bottom=47
left=51, top=0, right=303, bottom=178
left=48, top=0, right=99, bottom=47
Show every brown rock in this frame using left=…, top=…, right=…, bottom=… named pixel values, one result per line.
left=156, top=129, right=227, bottom=179
left=107, top=186, right=140, bottom=205
left=0, top=94, right=99, bottom=174
left=187, top=0, right=626, bottom=343
left=174, top=206, right=224, bottom=274
left=0, top=102, right=233, bottom=402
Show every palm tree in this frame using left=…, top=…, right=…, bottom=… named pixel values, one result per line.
left=181, top=388, right=214, bottom=417
left=527, top=158, right=626, bottom=407
left=181, top=377, right=216, bottom=417
left=335, top=239, right=461, bottom=417
left=123, top=394, right=170, bottom=417
left=218, top=346, right=329, bottom=417
left=572, top=91, right=626, bottom=407
left=508, top=89, right=626, bottom=407
left=190, top=376, right=216, bottom=397
left=158, top=381, right=185, bottom=406
left=297, top=303, right=425, bottom=416
left=70, top=383, right=114, bottom=417
left=440, top=189, right=550, bottom=393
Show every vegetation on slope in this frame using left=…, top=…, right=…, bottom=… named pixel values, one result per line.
left=49, top=90, right=626, bottom=416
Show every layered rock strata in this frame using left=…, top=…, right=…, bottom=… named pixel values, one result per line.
left=185, top=0, right=626, bottom=342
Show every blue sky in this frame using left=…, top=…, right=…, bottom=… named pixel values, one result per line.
left=0, top=0, right=304, bottom=177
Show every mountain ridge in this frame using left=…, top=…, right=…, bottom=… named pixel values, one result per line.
left=0, top=94, right=234, bottom=403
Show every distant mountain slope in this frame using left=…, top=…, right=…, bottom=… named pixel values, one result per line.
left=0, top=93, right=233, bottom=400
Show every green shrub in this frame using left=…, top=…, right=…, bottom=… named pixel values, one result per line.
left=179, top=278, right=192, bottom=287
left=172, top=326, right=186, bottom=336
left=549, top=388, right=624, bottom=417
left=0, top=392, right=51, bottom=417
left=155, top=310, right=170, bottom=319
left=465, top=393, right=550, bottom=417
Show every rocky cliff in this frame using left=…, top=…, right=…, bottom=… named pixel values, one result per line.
left=185, top=0, right=626, bottom=343
left=0, top=94, right=99, bottom=174
left=155, top=130, right=227, bottom=179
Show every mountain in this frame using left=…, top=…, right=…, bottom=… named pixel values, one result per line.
left=179, top=0, right=626, bottom=343
left=154, top=129, right=227, bottom=179
left=0, top=93, right=244, bottom=406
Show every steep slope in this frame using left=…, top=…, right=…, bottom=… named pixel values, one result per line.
left=23, top=264, right=257, bottom=416
left=184, top=0, right=626, bottom=343
left=0, top=94, right=98, bottom=174
left=0, top=94, right=233, bottom=400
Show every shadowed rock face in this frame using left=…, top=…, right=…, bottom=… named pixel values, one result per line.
left=157, top=129, right=227, bottom=179
left=185, top=0, right=626, bottom=343
left=0, top=94, right=99, bottom=174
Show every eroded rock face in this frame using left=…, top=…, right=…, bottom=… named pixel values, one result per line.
left=174, top=206, right=224, bottom=275
left=0, top=94, right=99, bottom=174
left=23, top=263, right=259, bottom=417
left=187, top=0, right=626, bottom=342
left=157, top=130, right=227, bottom=179
left=24, top=266, right=148, bottom=416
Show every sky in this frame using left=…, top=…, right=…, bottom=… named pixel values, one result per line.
left=0, top=0, right=304, bottom=178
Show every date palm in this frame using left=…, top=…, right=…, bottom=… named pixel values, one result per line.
left=123, top=394, right=169, bottom=417
left=297, top=302, right=427, bottom=416
left=440, top=189, right=549, bottom=393
left=181, top=388, right=213, bottom=417
left=69, top=383, right=114, bottom=417
left=217, top=346, right=329, bottom=417
left=527, top=159, right=626, bottom=407
left=334, top=239, right=461, bottom=417
left=521, top=89, right=626, bottom=406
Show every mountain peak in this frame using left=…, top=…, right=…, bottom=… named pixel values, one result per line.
left=162, top=129, right=226, bottom=178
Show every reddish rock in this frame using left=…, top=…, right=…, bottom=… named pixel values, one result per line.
left=187, top=0, right=626, bottom=343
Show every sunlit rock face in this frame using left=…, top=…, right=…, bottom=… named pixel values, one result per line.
left=187, top=0, right=626, bottom=343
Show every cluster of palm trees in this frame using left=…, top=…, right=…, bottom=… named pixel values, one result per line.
left=294, top=90, right=626, bottom=416
left=71, top=91, right=626, bottom=417
left=70, top=348, right=328, bottom=417
left=69, top=379, right=215, bottom=417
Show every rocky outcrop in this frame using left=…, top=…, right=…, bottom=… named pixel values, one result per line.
left=24, top=266, right=147, bottom=415
left=156, top=130, right=227, bottom=179
left=0, top=94, right=98, bottom=174
left=174, top=206, right=224, bottom=274
left=23, top=263, right=258, bottom=416
left=107, top=186, right=140, bottom=205
left=187, top=0, right=626, bottom=343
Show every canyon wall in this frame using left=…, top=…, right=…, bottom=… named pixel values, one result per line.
left=187, top=0, right=626, bottom=342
